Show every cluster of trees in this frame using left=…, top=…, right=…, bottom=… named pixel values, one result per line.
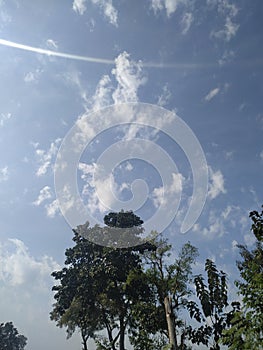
left=50, top=208, right=263, bottom=350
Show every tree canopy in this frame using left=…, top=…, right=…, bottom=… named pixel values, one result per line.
left=0, top=322, right=27, bottom=350
left=222, top=207, right=263, bottom=349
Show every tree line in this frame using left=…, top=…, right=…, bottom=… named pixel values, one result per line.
left=1, top=208, right=261, bottom=349
left=49, top=208, right=263, bottom=350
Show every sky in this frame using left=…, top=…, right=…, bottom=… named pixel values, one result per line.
left=0, top=0, right=262, bottom=349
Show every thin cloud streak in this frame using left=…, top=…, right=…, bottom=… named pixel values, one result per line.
left=0, top=38, right=217, bottom=69
left=0, top=38, right=115, bottom=65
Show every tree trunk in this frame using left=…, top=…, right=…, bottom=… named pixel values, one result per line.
left=81, top=330, right=88, bottom=350
left=119, top=314, right=125, bottom=350
left=164, top=296, right=177, bottom=350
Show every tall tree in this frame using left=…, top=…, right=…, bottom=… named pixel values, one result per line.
left=129, top=233, right=198, bottom=350
left=0, top=322, right=27, bottom=350
left=221, top=207, right=263, bottom=349
left=50, top=211, right=154, bottom=350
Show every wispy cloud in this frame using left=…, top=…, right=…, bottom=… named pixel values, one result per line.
left=24, top=68, right=42, bottom=83
left=150, top=0, right=187, bottom=17
left=72, top=0, right=118, bottom=26
left=0, top=112, right=12, bottom=127
left=181, top=12, right=193, bottom=34
left=33, top=186, right=52, bottom=206
left=33, top=186, right=60, bottom=218
left=46, top=39, right=58, bottom=50
left=45, top=199, right=60, bottom=218
left=35, top=138, right=61, bottom=177
left=210, top=0, right=239, bottom=41
left=72, top=0, right=87, bottom=15
left=204, top=87, right=220, bottom=101
left=157, top=84, right=171, bottom=107
left=0, top=166, right=9, bottom=182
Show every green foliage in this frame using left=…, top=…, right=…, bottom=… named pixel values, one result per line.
left=188, top=259, right=231, bottom=349
left=0, top=322, right=27, bottom=350
left=221, top=207, right=263, bottom=349
left=129, top=233, right=199, bottom=350
left=50, top=211, right=155, bottom=350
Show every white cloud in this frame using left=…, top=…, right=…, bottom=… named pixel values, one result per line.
left=209, top=0, right=239, bottom=41
left=208, top=167, right=226, bottom=199
left=0, top=166, right=9, bottom=182
left=125, top=161, right=133, bottom=171
left=78, top=162, right=118, bottom=214
left=157, top=84, right=171, bottom=107
left=112, top=51, right=147, bottom=104
left=212, top=16, right=239, bottom=41
left=35, top=138, right=61, bottom=176
left=73, top=0, right=118, bottom=26
left=260, top=150, right=263, bottom=161
left=0, top=239, right=60, bottom=287
left=151, top=0, right=187, bottom=17
left=33, top=186, right=52, bottom=206
left=218, top=49, right=235, bottom=65
left=204, top=87, right=220, bottom=101
left=72, top=0, right=87, bottom=15
left=88, top=74, right=112, bottom=111
left=0, top=112, right=12, bottom=126
left=152, top=172, right=184, bottom=208
left=181, top=12, right=193, bottom=34
left=46, top=199, right=60, bottom=218
left=91, top=0, right=118, bottom=26
left=46, top=39, right=58, bottom=50
left=24, top=68, right=42, bottom=83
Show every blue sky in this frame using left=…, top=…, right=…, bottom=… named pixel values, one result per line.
left=0, top=0, right=262, bottom=349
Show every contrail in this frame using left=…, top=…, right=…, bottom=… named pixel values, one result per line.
left=0, top=38, right=214, bottom=69
left=0, top=38, right=115, bottom=65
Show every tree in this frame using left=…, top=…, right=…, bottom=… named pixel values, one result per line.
left=221, top=207, right=263, bottom=349
left=187, top=259, right=237, bottom=350
left=50, top=211, right=155, bottom=350
left=129, top=233, right=199, bottom=350
left=0, top=322, right=27, bottom=350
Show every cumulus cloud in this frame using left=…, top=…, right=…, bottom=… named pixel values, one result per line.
left=0, top=166, right=9, bottom=182
left=78, top=162, right=118, bottom=214
left=69, top=51, right=146, bottom=112
left=46, top=199, right=60, bottom=218
left=112, top=51, right=146, bottom=104
left=204, top=87, right=220, bottom=101
left=0, top=239, right=60, bottom=287
left=33, top=187, right=60, bottom=218
left=152, top=172, right=184, bottom=208
left=35, top=138, right=61, bottom=176
left=208, top=167, right=226, bottom=199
